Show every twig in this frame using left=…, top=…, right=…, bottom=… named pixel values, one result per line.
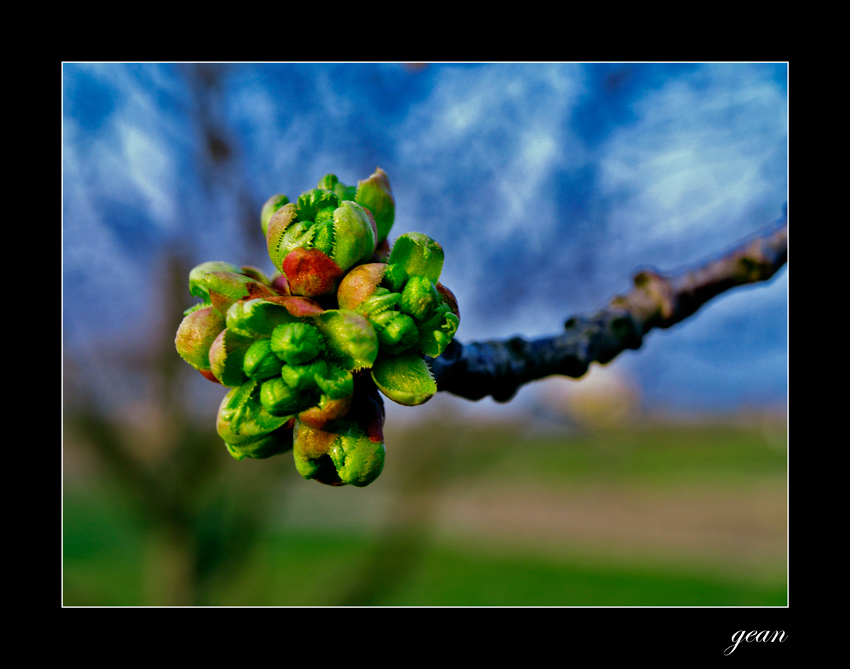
left=430, top=212, right=788, bottom=402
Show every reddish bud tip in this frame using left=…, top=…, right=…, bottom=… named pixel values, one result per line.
left=199, top=368, right=222, bottom=384
left=282, top=248, right=345, bottom=298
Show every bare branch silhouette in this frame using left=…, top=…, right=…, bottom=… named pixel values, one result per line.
left=430, top=212, right=788, bottom=403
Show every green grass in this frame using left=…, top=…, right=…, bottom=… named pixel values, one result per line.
left=63, top=415, right=787, bottom=607
left=62, top=511, right=786, bottom=606
left=382, top=544, right=786, bottom=607
left=63, top=489, right=148, bottom=606
left=434, top=418, right=787, bottom=489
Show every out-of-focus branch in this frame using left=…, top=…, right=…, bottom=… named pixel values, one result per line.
left=430, top=212, right=788, bottom=403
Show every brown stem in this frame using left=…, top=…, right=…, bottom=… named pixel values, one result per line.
left=430, top=212, right=787, bottom=402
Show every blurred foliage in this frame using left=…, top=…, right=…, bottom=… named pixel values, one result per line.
left=64, top=384, right=786, bottom=605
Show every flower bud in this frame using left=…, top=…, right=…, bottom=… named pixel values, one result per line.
left=355, top=167, right=395, bottom=244
left=387, top=232, right=444, bottom=284
left=281, top=247, right=345, bottom=299
left=416, top=305, right=460, bottom=358
left=399, top=274, right=440, bottom=322
left=188, top=261, right=243, bottom=303
left=280, top=358, right=327, bottom=394
left=297, top=393, right=353, bottom=432
left=270, top=322, right=324, bottom=366
left=317, top=173, right=357, bottom=201
left=260, top=376, right=316, bottom=417
left=311, top=309, right=379, bottom=372
left=337, top=263, right=388, bottom=311
left=203, top=271, right=278, bottom=316
left=327, top=424, right=386, bottom=487
left=291, top=423, right=341, bottom=485
left=226, top=297, right=300, bottom=338
left=371, top=350, right=437, bottom=406
left=175, top=305, right=226, bottom=382
left=217, top=381, right=295, bottom=460
left=314, top=363, right=354, bottom=400
left=372, top=310, right=418, bottom=354
left=261, top=194, right=290, bottom=237
left=224, top=429, right=293, bottom=461
left=292, top=377, right=386, bottom=487
left=331, top=201, right=378, bottom=271
left=316, top=169, right=394, bottom=244
left=356, top=289, right=401, bottom=317
left=242, top=338, right=284, bottom=380
left=266, top=191, right=377, bottom=297
left=208, top=328, right=255, bottom=388
left=336, top=236, right=458, bottom=361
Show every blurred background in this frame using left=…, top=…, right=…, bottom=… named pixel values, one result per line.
left=62, top=62, right=788, bottom=606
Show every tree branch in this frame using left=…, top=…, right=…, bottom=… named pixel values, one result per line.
left=430, top=212, right=788, bottom=402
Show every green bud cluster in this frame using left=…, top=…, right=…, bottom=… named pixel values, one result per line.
left=175, top=168, right=459, bottom=487
left=336, top=231, right=460, bottom=407
left=356, top=266, right=458, bottom=357
left=255, top=322, right=355, bottom=416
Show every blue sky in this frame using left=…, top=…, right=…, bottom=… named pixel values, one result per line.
left=62, top=62, right=787, bottom=417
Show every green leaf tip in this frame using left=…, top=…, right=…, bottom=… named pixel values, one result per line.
left=226, top=297, right=301, bottom=338
left=388, top=232, right=444, bottom=284
left=355, top=168, right=395, bottom=244
left=311, top=309, right=379, bottom=372
left=371, top=351, right=437, bottom=406
left=217, top=382, right=295, bottom=459
left=315, top=168, right=395, bottom=244
left=175, top=305, right=226, bottom=381
left=261, top=194, right=290, bottom=237
left=188, top=261, right=243, bottom=302
left=270, top=321, right=324, bottom=366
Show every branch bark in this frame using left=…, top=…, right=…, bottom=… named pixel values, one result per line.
left=430, top=212, right=788, bottom=402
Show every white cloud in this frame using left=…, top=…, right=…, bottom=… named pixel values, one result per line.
left=597, top=66, right=786, bottom=256
left=117, top=122, right=176, bottom=223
